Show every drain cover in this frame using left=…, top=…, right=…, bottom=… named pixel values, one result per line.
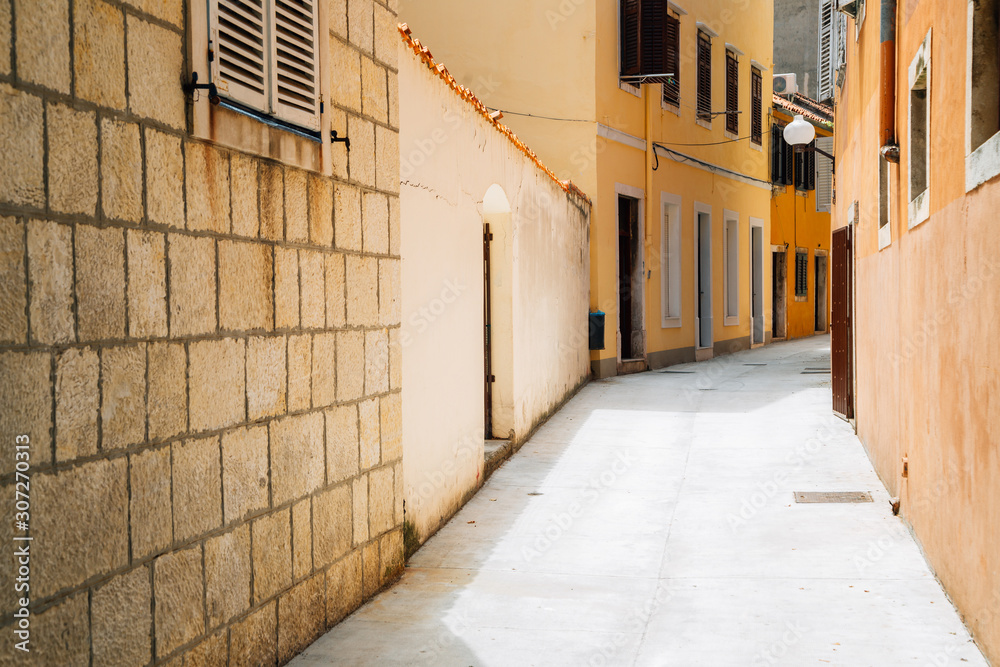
left=661, top=370, right=694, bottom=374
left=744, top=363, right=767, bottom=366
left=795, top=491, right=872, bottom=503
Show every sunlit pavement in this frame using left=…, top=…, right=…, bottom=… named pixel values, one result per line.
left=292, top=335, right=988, bottom=666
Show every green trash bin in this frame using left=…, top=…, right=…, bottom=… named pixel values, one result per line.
left=589, top=311, right=605, bottom=350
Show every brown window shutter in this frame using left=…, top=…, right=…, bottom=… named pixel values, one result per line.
left=641, top=0, right=666, bottom=77
left=621, top=0, right=640, bottom=77
left=663, top=14, right=680, bottom=105
left=785, top=132, right=795, bottom=185
left=726, top=51, right=739, bottom=134
left=697, top=32, right=712, bottom=120
left=751, top=68, right=763, bottom=144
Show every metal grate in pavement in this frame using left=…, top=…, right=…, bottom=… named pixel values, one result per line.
left=795, top=491, right=872, bottom=503
left=661, top=370, right=694, bottom=374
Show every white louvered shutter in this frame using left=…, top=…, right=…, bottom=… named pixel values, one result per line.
left=818, top=0, right=834, bottom=100
left=815, top=136, right=834, bottom=212
left=270, top=0, right=321, bottom=130
left=210, top=0, right=269, bottom=113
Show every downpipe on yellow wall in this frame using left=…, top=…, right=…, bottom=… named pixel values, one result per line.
left=645, top=82, right=654, bottom=255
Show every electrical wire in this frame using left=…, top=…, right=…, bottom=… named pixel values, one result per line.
left=652, top=143, right=773, bottom=186
left=487, top=109, right=774, bottom=148
left=485, top=108, right=592, bottom=123
left=656, top=127, right=773, bottom=147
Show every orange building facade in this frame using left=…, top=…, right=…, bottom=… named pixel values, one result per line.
left=770, top=94, right=834, bottom=341
left=833, top=1, right=1000, bottom=662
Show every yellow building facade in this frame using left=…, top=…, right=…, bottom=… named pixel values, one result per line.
left=400, top=0, right=774, bottom=376
left=833, top=0, right=1000, bottom=662
left=770, top=95, right=834, bottom=340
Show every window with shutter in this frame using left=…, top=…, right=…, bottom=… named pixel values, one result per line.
left=726, top=50, right=739, bottom=134
left=795, top=251, right=809, bottom=298
left=208, top=0, right=321, bottom=132
left=771, top=124, right=784, bottom=184
left=271, top=0, right=321, bottom=130
left=641, top=0, right=666, bottom=78
left=815, top=136, right=834, bottom=212
left=750, top=67, right=762, bottom=144
left=212, top=0, right=269, bottom=113
left=697, top=32, right=712, bottom=121
left=795, top=143, right=816, bottom=191
left=663, top=13, right=681, bottom=106
left=818, top=0, right=835, bottom=101
left=621, top=0, right=640, bottom=78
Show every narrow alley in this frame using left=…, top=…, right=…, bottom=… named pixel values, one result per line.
left=293, top=336, right=987, bottom=666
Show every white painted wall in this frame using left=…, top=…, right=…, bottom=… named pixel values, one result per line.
left=400, top=40, right=591, bottom=542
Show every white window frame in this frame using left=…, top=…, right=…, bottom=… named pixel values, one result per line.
left=965, top=0, right=1000, bottom=191
left=907, top=29, right=931, bottom=229
left=187, top=0, right=333, bottom=172
left=878, top=155, right=892, bottom=249
left=723, top=210, right=739, bottom=325
left=660, top=192, right=682, bottom=328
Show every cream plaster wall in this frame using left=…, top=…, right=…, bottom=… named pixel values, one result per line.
left=399, top=37, right=591, bottom=543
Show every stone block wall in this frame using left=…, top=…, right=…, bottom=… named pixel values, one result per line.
left=0, top=0, right=402, bottom=664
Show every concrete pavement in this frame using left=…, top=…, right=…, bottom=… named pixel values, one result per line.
left=292, top=336, right=989, bottom=666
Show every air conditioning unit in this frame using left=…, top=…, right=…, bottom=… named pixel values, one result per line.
left=773, top=73, right=798, bottom=96
left=837, top=0, right=860, bottom=18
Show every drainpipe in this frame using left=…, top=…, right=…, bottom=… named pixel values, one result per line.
left=645, top=84, right=654, bottom=240
left=879, top=0, right=899, bottom=162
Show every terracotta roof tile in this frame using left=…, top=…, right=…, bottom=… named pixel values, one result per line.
left=398, top=23, right=592, bottom=206
left=772, top=93, right=833, bottom=128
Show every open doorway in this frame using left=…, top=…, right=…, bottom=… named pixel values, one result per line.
left=751, top=221, right=764, bottom=344
left=815, top=253, right=828, bottom=332
left=772, top=249, right=787, bottom=339
left=695, top=207, right=713, bottom=350
left=617, top=194, right=644, bottom=360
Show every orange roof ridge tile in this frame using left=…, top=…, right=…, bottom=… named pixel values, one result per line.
left=397, top=23, right=592, bottom=207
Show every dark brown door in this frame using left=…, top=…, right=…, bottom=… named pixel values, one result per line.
left=484, top=223, right=494, bottom=439
left=618, top=196, right=635, bottom=359
left=831, top=226, right=853, bottom=418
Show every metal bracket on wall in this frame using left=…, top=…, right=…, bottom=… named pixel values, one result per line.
left=330, top=130, right=351, bottom=151
left=183, top=72, right=220, bottom=105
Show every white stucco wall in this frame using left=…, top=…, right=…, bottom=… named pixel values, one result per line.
left=400, top=35, right=591, bottom=542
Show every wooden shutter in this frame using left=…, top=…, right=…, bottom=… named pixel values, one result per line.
left=726, top=50, right=739, bottom=134
left=784, top=133, right=795, bottom=185
left=663, top=14, right=680, bottom=105
left=621, top=0, right=640, bottom=77
left=641, top=0, right=666, bottom=76
left=815, top=136, right=834, bottom=211
left=771, top=126, right=783, bottom=183
left=211, top=0, right=269, bottom=112
left=818, top=0, right=835, bottom=100
left=796, top=144, right=816, bottom=191
left=697, top=32, right=712, bottom=120
left=795, top=252, right=808, bottom=297
left=751, top=68, right=762, bottom=144
left=270, top=0, right=321, bottom=130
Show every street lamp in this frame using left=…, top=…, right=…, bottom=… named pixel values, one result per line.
left=783, top=114, right=835, bottom=172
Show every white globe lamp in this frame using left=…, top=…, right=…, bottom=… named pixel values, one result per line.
left=783, top=114, right=816, bottom=147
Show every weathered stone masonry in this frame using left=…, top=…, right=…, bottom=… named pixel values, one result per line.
left=0, top=0, right=402, bottom=664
